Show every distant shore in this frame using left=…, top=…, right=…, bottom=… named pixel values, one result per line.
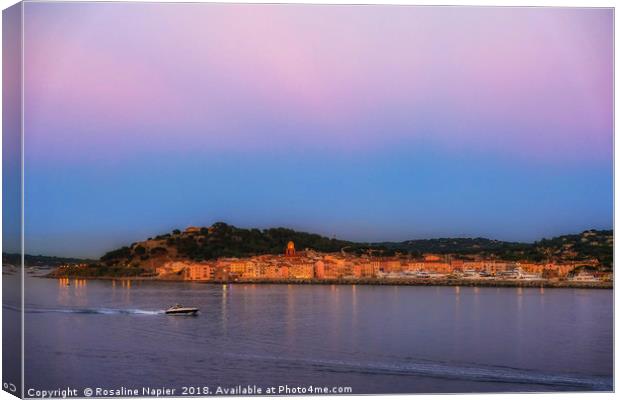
left=45, top=274, right=613, bottom=289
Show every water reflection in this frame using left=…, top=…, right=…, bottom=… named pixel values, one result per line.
left=329, top=284, right=341, bottom=349
left=56, top=278, right=90, bottom=306
left=351, top=285, right=358, bottom=329
left=454, top=286, right=460, bottom=307
left=119, top=279, right=132, bottom=304
left=221, top=284, right=228, bottom=333
left=23, top=275, right=612, bottom=393
left=73, top=279, right=88, bottom=306
left=285, top=285, right=297, bottom=346
left=57, top=278, right=70, bottom=305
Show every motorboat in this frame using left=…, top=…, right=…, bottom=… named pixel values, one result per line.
left=165, top=304, right=199, bottom=315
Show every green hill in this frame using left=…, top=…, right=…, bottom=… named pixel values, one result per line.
left=2, top=253, right=96, bottom=267
left=97, top=223, right=612, bottom=271
left=100, top=222, right=365, bottom=267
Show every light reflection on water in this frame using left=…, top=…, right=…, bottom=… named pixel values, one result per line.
left=12, top=274, right=613, bottom=394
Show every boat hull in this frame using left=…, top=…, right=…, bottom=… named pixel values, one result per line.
left=165, top=308, right=199, bottom=315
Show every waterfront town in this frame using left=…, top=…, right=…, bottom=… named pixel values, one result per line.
left=158, top=240, right=610, bottom=284
left=39, top=225, right=612, bottom=286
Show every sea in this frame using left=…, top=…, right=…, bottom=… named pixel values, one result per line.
left=2, top=272, right=613, bottom=396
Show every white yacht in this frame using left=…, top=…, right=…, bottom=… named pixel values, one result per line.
left=165, top=304, right=199, bottom=315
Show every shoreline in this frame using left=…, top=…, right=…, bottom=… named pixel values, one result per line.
left=44, top=275, right=613, bottom=289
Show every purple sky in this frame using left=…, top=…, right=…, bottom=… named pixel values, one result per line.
left=13, top=3, right=613, bottom=257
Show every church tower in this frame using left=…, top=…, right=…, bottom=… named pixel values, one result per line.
left=285, top=241, right=296, bottom=257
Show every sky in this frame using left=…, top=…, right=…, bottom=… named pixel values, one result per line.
left=10, top=3, right=613, bottom=257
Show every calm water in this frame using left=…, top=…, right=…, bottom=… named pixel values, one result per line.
left=6, top=274, right=614, bottom=395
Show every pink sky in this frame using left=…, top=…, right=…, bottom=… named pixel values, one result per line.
left=22, top=4, right=612, bottom=165
left=12, top=3, right=613, bottom=256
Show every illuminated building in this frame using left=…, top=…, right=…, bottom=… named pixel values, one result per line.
left=184, top=264, right=213, bottom=280
left=289, top=263, right=314, bottom=279
left=315, top=261, right=325, bottom=279
left=285, top=241, right=296, bottom=257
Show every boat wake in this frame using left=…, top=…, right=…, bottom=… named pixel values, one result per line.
left=240, top=353, right=612, bottom=391
left=4, top=304, right=164, bottom=315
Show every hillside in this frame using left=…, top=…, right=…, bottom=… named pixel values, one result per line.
left=97, top=223, right=613, bottom=271
left=2, top=253, right=96, bottom=267
left=536, top=230, right=613, bottom=269
left=100, top=222, right=365, bottom=268
left=385, top=230, right=613, bottom=268
left=380, top=237, right=530, bottom=258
